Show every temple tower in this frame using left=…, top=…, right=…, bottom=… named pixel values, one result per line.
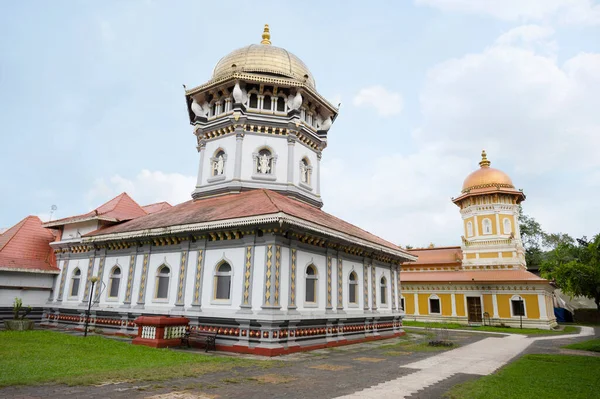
left=184, top=24, right=338, bottom=208
left=452, top=151, right=527, bottom=270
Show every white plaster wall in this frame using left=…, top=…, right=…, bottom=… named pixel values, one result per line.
left=183, top=250, right=199, bottom=306
left=251, top=245, right=265, bottom=311
left=62, top=220, right=99, bottom=240
left=342, top=259, right=363, bottom=311
left=279, top=247, right=290, bottom=310
left=145, top=251, right=181, bottom=308
left=240, top=134, right=288, bottom=182
left=62, top=258, right=90, bottom=304
left=375, top=265, right=392, bottom=311
left=0, top=272, right=55, bottom=306
left=203, top=135, right=237, bottom=185
left=99, top=255, right=130, bottom=308
left=296, top=250, right=326, bottom=311
left=201, top=247, right=245, bottom=311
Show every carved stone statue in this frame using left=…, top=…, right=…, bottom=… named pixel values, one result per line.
left=214, top=155, right=224, bottom=175
left=300, top=162, right=308, bottom=183
left=258, top=154, right=270, bottom=174
left=320, top=116, right=332, bottom=131
left=191, top=98, right=210, bottom=118
left=233, top=82, right=243, bottom=104
left=288, top=91, right=302, bottom=110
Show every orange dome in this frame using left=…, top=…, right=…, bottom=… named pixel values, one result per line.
left=461, top=151, right=514, bottom=193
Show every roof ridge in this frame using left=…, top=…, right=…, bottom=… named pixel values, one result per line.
left=262, top=189, right=284, bottom=212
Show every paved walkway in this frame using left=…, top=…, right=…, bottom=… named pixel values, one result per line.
left=336, top=326, right=595, bottom=399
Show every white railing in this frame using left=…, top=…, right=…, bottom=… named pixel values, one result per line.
left=141, top=326, right=156, bottom=339
left=164, top=325, right=187, bottom=339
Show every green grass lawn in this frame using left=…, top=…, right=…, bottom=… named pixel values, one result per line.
left=563, top=338, right=600, bottom=353
left=402, top=320, right=578, bottom=335
left=445, top=354, right=600, bottom=399
left=0, top=330, right=274, bottom=387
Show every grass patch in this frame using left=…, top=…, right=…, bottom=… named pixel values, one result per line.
left=563, top=338, right=600, bottom=353
left=403, top=321, right=578, bottom=335
left=445, top=354, right=600, bottom=399
left=0, top=330, right=275, bottom=387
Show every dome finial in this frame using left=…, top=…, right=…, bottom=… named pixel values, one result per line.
left=261, top=24, right=271, bottom=45
left=479, top=149, right=491, bottom=168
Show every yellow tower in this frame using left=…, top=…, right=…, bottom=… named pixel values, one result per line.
left=452, top=151, right=527, bottom=270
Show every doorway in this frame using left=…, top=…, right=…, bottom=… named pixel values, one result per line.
left=467, top=296, right=482, bottom=323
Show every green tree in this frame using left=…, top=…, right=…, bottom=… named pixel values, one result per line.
left=541, top=234, right=600, bottom=312
left=518, top=206, right=546, bottom=269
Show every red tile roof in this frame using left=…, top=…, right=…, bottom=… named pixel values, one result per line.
left=406, top=246, right=463, bottom=266
left=0, top=216, right=58, bottom=273
left=401, top=269, right=547, bottom=283
left=44, top=192, right=147, bottom=227
left=142, top=201, right=172, bottom=214
left=84, top=190, right=412, bottom=258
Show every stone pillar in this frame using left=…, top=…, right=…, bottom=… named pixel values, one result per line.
left=288, top=243, right=298, bottom=312
left=80, top=255, right=96, bottom=306
left=414, top=292, right=420, bottom=315
left=391, top=266, right=397, bottom=311
left=287, top=134, right=295, bottom=184
left=316, top=151, right=322, bottom=196
left=233, top=130, right=244, bottom=180
left=371, top=263, right=377, bottom=312
left=174, top=242, right=190, bottom=309
left=240, top=236, right=255, bottom=311
left=56, top=260, right=68, bottom=302
left=122, top=252, right=138, bottom=308
left=196, top=139, right=207, bottom=187
left=336, top=256, right=344, bottom=312
left=492, top=293, right=499, bottom=319
left=326, top=251, right=333, bottom=312
left=451, top=293, right=457, bottom=317
left=190, top=240, right=207, bottom=311
left=93, top=254, right=107, bottom=303
left=363, top=259, right=370, bottom=311
left=135, top=249, right=151, bottom=309
left=261, top=240, right=281, bottom=310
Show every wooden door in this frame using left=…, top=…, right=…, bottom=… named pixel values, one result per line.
left=467, top=297, right=482, bottom=323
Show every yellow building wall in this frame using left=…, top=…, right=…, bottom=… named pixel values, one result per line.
left=440, top=294, right=452, bottom=316
left=523, top=294, right=540, bottom=319
left=466, top=253, right=477, bottom=260
left=501, top=251, right=514, bottom=258
left=478, top=214, right=498, bottom=235
left=455, top=294, right=466, bottom=316
left=483, top=294, right=494, bottom=315
left=479, top=252, right=499, bottom=259
left=497, top=294, right=512, bottom=318
left=463, top=216, right=474, bottom=237
left=405, top=294, right=415, bottom=315
left=418, top=294, right=430, bottom=316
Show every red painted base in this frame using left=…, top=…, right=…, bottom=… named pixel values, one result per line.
left=132, top=337, right=183, bottom=348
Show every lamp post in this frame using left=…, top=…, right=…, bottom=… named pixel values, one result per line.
left=84, top=276, right=100, bottom=337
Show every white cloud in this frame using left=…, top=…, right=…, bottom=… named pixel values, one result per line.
left=352, top=85, right=404, bottom=116
left=416, top=0, right=600, bottom=26
left=86, top=170, right=195, bottom=208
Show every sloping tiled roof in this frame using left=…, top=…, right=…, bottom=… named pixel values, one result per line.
left=0, top=216, right=58, bottom=273
left=406, top=246, right=463, bottom=266
left=84, top=190, right=412, bottom=257
left=43, top=193, right=147, bottom=227
left=401, top=269, right=547, bottom=283
left=142, top=201, right=172, bottom=214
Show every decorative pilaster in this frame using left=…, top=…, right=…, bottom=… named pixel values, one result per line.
left=175, top=245, right=190, bottom=307
left=136, top=253, right=150, bottom=306
left=287, top=133, right=296, bottom=184
left=316, top=151, right=322, bottom=196
left=288, top=247, right=297, bottom=309
left=191, top=246, right=206, bottom=308
left=274, top=245, right=281, bottom=307
left=336, top=257, right=343, bottom=310
left=263, top=244, right=273, bottom=307
left=196, top=139, right=207, bottom=187
left=241, top=245, right=254, bottom=308
left=391, top=266, right=397, bottom=311
left=234, top=131, right=244, bottom=180
left=123, top=254, right=137, bottom=306
left=363, top=261, right=369, bottom=311
left=93, top=256, right=106, bottom=303
left=371, top=263, right=377, bottom=311
left=81, top=256, right=96, bottom=305
left=396, top=266, right=402, bottom=311
left=56, top=260, right=68, bottom=302
left=326, top=255, right=333, bottom=310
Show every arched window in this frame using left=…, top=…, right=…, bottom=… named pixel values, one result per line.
left=503, top=218, right=512, bottom=234
left=263, top=95, right=272, bottom=111
left=467, top=221, right=473, bottom=237
left=155, top=265, right=170, bottom=299
left=299, top=157, right=312, bottom=186
left=348, top=271, right=358, bottom=304
left=305, top=265, right=317, bottom=303
left=276, top=96, right=286, bottom=112
left=211, top=149, right=226, bottom=176
left=210, top=102, right=217, bottom=117
left=249, top=93, right=258, bottom=108
left=70, top=268, right=81, bottom=297
left=214, top=262, right=232, bottom=300
left=482, top=218, right=492, bottom=235
left=108, top=266, right=121, bottom=298
left=429, top=294, right=441, bottom=314
left=380, top=276, right=388, bottom=305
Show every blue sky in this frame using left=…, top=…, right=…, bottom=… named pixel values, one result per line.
left=1, top=1, right=599, bottom=246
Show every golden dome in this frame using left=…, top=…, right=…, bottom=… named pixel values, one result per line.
left=461, top=150, right=514, bottom=193
left=211, top=24, right=316, bottom=88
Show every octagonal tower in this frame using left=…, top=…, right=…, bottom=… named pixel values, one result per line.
left=452, top=151, right=527, bottom=270
left=184, top=25, right=338, bottom=208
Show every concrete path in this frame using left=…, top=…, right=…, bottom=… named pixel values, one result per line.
left=336, top=326, right=595, bottom=399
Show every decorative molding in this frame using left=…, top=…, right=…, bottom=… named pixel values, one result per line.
left=242, top=246, right=253, bottom=307
left=175, top=250, right=189, bottom=306
left=264, top=244, right=273, bottom=306
left=337, top=257, right=343, bottom=310
left=56, top=260, right=68, bottom=302
left=274, top=245, right=281, bottom=306
left=371, top=263, right=377, bottom=311
left=192, top=249, right=205, bottom=306
left=363, top=262, right=369, bottom=310
left=326, top=256, right=333, bottom=309
left=136, top=253, right=150, bottom=305
left=123, top=254, right=136, bottom=304
left=93, top=256, right=106, bottom=303
left=289, top=248, right=297, bottom=308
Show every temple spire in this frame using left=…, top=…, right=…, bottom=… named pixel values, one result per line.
left=261, top=24, right=271, bottom=45
left=479, top=150, right=491, bottom=168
